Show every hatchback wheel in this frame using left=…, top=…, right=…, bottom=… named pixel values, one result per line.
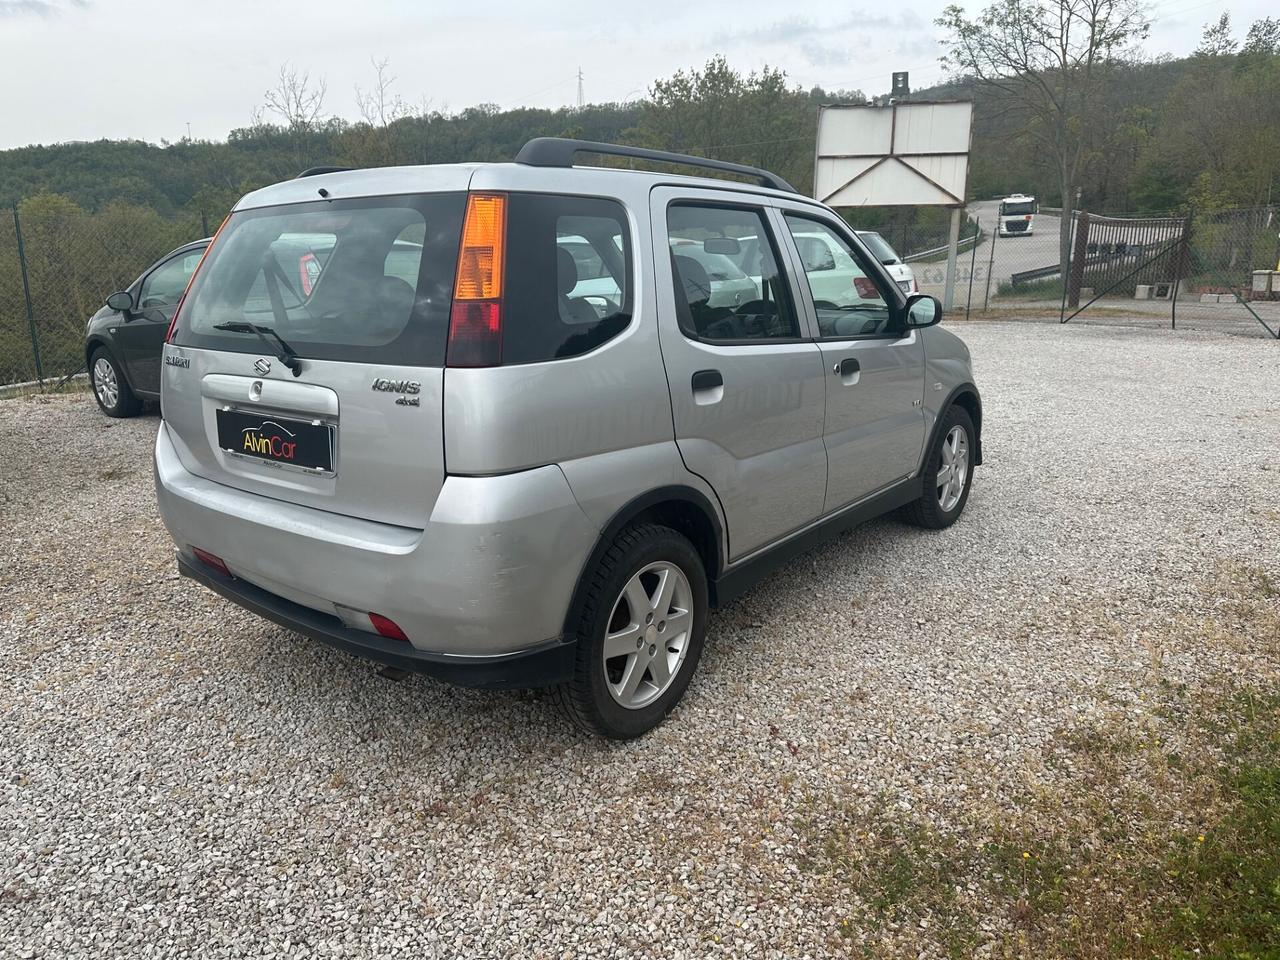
left=90, top=348, right=142, bottom=418
left=556, top=523, right=708, bottom=739
left=901, top=405, right=975, bottom=529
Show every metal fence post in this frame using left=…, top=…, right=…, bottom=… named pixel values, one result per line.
left=201, top=210, right=210, bottom=237
left=965, top=218, right=980, bottom=320
left=12, top=202, right=44, bottom=385
left=1066, top=211, right=1091, bottom=312
left=983, top=223, right=997, bottom=311
left=1171, top=207, right=1193, bottom=331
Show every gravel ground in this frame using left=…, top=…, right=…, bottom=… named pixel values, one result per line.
left=3, top=321, right=1279, bottom=959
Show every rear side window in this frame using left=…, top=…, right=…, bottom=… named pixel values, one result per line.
left=174, top=193, right=465, bottom=366
left=501, top=193, right=632, bottom=365
left=666, top=204, right=798, bottom=342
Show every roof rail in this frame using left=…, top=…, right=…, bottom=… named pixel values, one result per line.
left=514, top=138, right=798, bottom=194
left=296, top=165, right=351, bottom=179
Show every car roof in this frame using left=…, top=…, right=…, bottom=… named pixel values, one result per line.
left=163, top=238, right=210, bottom=259
left=234, top=161, right=824, bottom=213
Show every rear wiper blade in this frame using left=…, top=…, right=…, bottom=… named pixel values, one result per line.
left=212, top=322, right=303, bottom=377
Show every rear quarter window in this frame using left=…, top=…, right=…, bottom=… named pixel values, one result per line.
left=501, top=193, right=633, bottom=365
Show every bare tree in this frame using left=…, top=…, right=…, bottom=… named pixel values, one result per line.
left=938, top=0, right=1150, bottom=274
left=263, top=62, right=328, bottom=132
left=355, top=57, right=409, bottom=129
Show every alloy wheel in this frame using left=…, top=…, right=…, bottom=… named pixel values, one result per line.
left=602, top=561, right=693, bottom=710
left=936, top=424, right=969, bottom=512
left=93, top=357, right=119, bottom=410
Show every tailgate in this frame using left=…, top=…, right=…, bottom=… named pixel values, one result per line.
left=162, top=184, right=467, bottom=529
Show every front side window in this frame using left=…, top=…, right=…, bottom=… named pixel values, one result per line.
left=783, top=215, right=894, bottom=339
left=174, top=193, right=466, bottom=366
left=139, top=249, right=203, bottom=309
left=666, top=204, right=798, bottom=342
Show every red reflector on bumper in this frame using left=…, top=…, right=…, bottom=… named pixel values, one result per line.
left=369, top=613, right=409, bottom=642
left=192, top=548, right=231, bottom=578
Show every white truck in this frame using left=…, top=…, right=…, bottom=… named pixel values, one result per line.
left=998, top=195, right=1038, bottom=237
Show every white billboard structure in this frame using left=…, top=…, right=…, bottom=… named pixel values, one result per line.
left=814, top=101, right=974, bottom=309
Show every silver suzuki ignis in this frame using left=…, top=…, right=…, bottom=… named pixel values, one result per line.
left=155, top=139, right=982, bottom=738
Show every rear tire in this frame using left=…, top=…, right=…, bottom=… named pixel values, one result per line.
left=90, top=347, right=142, bottom=418
left=555, top=523, right=708, bottom=739
left=900, top=405, right=975, bottom=530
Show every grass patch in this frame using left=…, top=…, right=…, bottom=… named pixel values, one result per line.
left=795, top=568, right=1280, bottom=958
left=997, top=277, right=1065, bottom=301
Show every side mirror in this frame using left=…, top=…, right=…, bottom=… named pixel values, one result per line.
left=106, top=291, right=133, bottom=313
left=904, top=293, right=942, bottom=328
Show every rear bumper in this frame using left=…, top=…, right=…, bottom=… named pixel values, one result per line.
left=178, top=554, right=575, bottom=688
left=154, top=422, right=599, bottom=662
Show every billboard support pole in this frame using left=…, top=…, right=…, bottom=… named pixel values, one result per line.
left=943, top=207, right=961, bottom=311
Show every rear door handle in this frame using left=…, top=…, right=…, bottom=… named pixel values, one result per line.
left=834, top=358, right=860, bottom=376
left=691, top=369, right=724, bottom=406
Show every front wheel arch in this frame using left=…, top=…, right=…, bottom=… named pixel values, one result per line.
left=924, top=384, right=982, bottom=471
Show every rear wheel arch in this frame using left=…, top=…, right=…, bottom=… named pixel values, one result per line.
left=562, top=486, right=725, bottom=640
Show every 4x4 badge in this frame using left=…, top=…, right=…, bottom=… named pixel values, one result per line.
left=253, top=358, right=272, bottom=375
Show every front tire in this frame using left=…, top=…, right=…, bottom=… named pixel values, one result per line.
left=90, top=347, right=142, bottom=418
left=555, top=523, right=709, bottom=739
left=901, top=405, right=975, bottom=530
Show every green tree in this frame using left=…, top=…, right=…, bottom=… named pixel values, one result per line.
left=938, top=0, right=1151, bottom=275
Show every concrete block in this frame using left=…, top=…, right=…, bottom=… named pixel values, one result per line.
left=1134, top=284, right=1153, bottom=300
left=1199, top=293, right=1218, bottom=303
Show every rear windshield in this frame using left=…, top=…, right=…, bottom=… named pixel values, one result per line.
left=857, top=231, right=901, bottom=265
left=174, top=193, right=466, bottom=366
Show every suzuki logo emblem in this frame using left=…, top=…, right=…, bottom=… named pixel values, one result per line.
left=253, top=357, right=272, bottom=376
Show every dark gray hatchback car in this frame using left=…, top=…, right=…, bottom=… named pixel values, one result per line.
left=85, top=238, right=209, bottom=416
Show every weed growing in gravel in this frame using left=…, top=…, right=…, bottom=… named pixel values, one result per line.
left=794, top=567, right=1280, bottom=959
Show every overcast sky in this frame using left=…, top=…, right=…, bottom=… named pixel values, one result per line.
left=0, top=0, right=1268, bottom=150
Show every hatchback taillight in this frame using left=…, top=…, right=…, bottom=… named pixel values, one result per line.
left=447, top=193, right=506, bottom=367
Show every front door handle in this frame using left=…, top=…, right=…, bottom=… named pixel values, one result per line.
left=691, top=369, right=723, bottom=391
left=834, top=357, right=860, bottom=376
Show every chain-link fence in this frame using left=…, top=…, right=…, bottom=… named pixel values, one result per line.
left=0, top=195, right=211, bottom=390
left=3, top=193, right=1276, bottom=393
left=857, top=202, right=1280, bottom=338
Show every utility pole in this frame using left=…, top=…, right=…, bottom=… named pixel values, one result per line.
left=576, top=68, right=584, bottom=110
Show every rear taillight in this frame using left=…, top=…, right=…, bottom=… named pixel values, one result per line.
left=192, top=547, right=232, bottom=578
left=368, top=613, right=410, bottom=643
left=166, top=215, right=229, bottom=344
left=447, top=192, right=506, bottom=367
